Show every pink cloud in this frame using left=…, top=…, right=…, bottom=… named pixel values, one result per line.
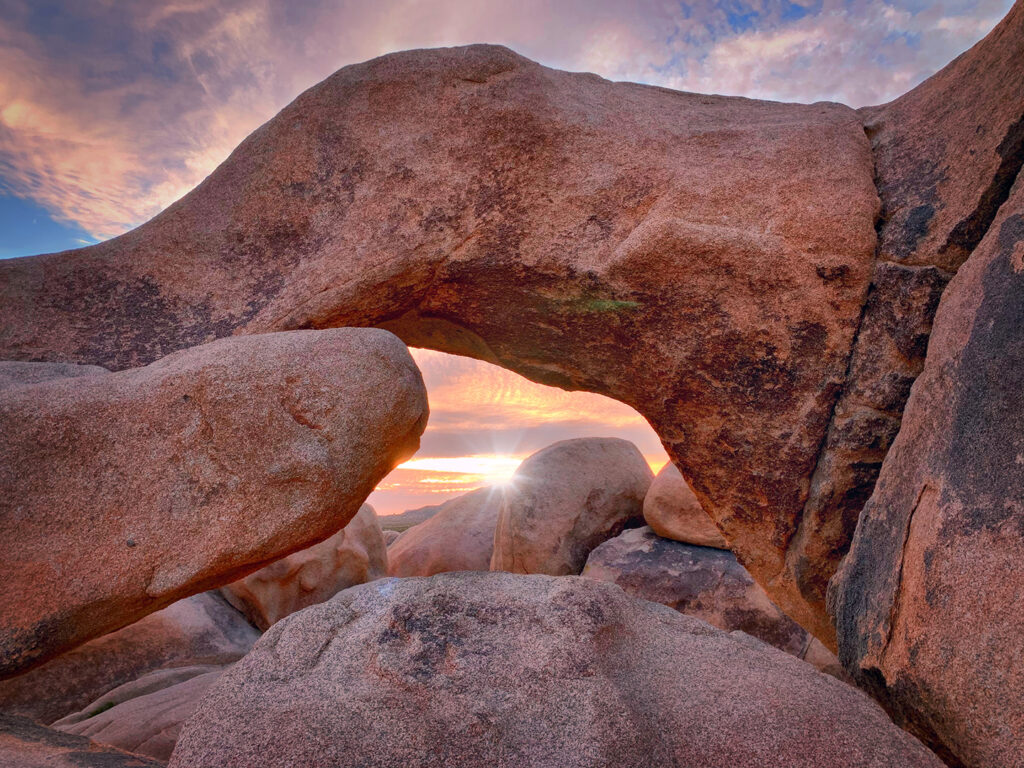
left=0, top=0, right=1011, bottom=240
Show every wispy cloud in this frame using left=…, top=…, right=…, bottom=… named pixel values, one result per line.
left=0, top=0, right=1011, bottom=240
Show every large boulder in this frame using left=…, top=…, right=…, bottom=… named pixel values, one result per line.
left=381, top=529, right=402, bottom=546
left=221, top=503, right=388, bottom=630
left=0, top=713, right=161, bottom=767
left=0, top=328, right=428, bottom=677
left=0, top=592, right=257, bottom=725
left=169, top=573, right=941, bottom=768
left=791, top=0, right=1024, bottom=648
left=642, top=463, right=726, bottom=548
left=388, top=487, right=503, bottom=577
left=583, top=527, right=807, bottom=657
left=829, top=174, right=1024, bottom=763
left=491, top=438, right=652, bottom=575
left=582, top=527, right=842, bottom=677
left=54, top=666, right=224, bottom=762
left=0, top=43, right=881, bottom=638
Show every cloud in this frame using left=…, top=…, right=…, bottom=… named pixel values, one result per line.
left=0, top=0, right=1011, bottom=241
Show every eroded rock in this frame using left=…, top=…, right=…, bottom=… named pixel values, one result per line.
left=388, top=487, right=502, bottom=577
left=221, top=503, right=388, bottom=630
left=829, top=173, right=1024, bottom=768
left=0, top=713, right=162, bottom=767
left=0, top=592, right=256, bottom=725
left=0, top=44, right=880, bottom=636
left=642, top=463, right=726, bottom=549
left=55, top=666, right=224, bottom=762
left=491, top=438, right=651, bottom=575
left=169, top=573, right=942, bottom=768
left=0, top=328, right=427, bottom=677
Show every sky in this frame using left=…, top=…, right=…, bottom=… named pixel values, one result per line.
left=0, top=0, right=1013, bottom=513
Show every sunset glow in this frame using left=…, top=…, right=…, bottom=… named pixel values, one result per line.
left=367, top=349, right=670, bottom=516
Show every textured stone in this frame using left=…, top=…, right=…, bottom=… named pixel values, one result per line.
left=0, top=328, right=427, bottom=677
left=0, top=713, right=162, bottom=767
left=0, top=44, right=879, bottom=636
left=830, top=176, right=1024, bottom=767
left=491, top=438, right=651, bottom=575
left=55, top=666, right=224, bottom=762
left=221, top=503, right=388, bottom=630
left=642, top=463, right=726, bottom=548
left=381, top=529, right=402, bottom=546
left=388, top=487, right=502, bottom=577
left=583, top=527, right=811, bottom=658
left=0, top=592, right=256, bottom=725
left=169, top=573, right=942, bottom=768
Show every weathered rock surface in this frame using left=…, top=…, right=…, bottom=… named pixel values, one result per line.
left=381, top=529, right=402, bottom=546
left=0, top=592, right=256, bottom=725
left=0, top=713, right=162, bottom=767
left=55, top=666, right=224, bottom=762
left=0, top=44, right=880, bottom=636
left=491, top=438, right=651, bottom=575
left=221, top=503, right=388, bottom=630
left=780, top=1, right=1024, bottom=648
left=0, top=360, right=109, bottom=388
left=583, top=526, right=810, bottom=658
left=0, top=328, right=428, bottom=678
left=388, top=487, right=503, bottom=577
left=169, top=573, right=941, bottom=768
left=829, top=176, right=1024, bottom=766
left=642, top=463, right=726, bottom=548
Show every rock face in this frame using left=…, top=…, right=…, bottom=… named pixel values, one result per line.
left=221, top=503, right=388, bottom=630
left=55, top=666, right=224, bottom=762
left=0, top=328, right=428, bottom=678
left=388, top=487, right=503, bottom=577
left=0, top=713, right=162, bottom=768
left=0, top=592, right=257, bottom=725
left=582, top=527, right=810, bottom=658
left=491, top=438, right=652, bottom=575
left=0, top=43, right=881, bottom=638
left=829, top=179, right=1024, bottom=764
left=790, top=0, right=1024, bottom=648
left=169, top=573, right=942, bottom=768
left=642, top=463, right=726, bottom=548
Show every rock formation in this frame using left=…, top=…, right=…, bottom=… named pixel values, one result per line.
left=0, top=328, right=428, bottom=677
left=54, top=666, right=224, bottom=762
left=169, top=573, right=941, bottom=768
left=0, top=713, right=162, bottom=767
left=388, top=487, right=503, bottom=577
left=829, top=156, right=1024, bottom=768
left=491, top=438, right=651, bottom=575
left=221, top=503, right=388, bottom=630
left=0, top=592, right=256, bottom=725
left=381, top=529, right=402, bottom=545
left=642, top=463, right=727, bottom=548
left=583, top=527, right=815, bottom=661
left=0, top=43, right=881, bottom=639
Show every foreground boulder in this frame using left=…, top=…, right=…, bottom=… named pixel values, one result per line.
left=642, top=463, right=727, bottom=548
left=0, top=592, right=256, bottom=724
left=170, top=573, right=941, bottom=768
left=55, top=666, right=224, bottom=762
left=0, top=328, right=428, bottom=677
left=582, top=527, right=842, bottom=676
left=491, top=438, right=651, bottom=575
left=829, top=176, right=1024, bottom=764
left=389, top=487, right=503, bottom=577
left=0, top=713, right=161, bottom=767
left=221, top=503, right=388, bottom=630
left=0, top=43, right=881, bottom=637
